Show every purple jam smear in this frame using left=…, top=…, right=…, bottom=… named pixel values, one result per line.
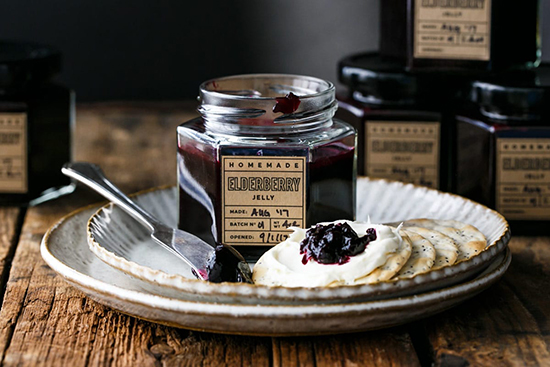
left=300, top=223, right=377, bottom=265
left=203, top=245, right=253, bottom=283
left=273, top=92, right=301, bottom=114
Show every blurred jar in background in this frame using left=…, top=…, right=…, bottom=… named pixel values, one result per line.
left=336, top=52, right=462, bottom=191
left=0, top=41, right=74, bottom=205
left=380, top=0, right=540, bottom=71
left=456, top=67, right=550, bottom=234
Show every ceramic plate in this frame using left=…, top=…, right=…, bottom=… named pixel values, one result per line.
left=86, top=178, right=510, bottom=304
left=41, top=201, right=511, bottom=335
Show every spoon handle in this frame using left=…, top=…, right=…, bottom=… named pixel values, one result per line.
left=62, top=162, right=161, bottom=233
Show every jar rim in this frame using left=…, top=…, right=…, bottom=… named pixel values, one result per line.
left=197, top=74, right=338, bottom=132
left=199, top=74, right=335, bottom=101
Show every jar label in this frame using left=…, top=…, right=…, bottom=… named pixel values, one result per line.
left=365, top=121, right=440, bottom=188
left=414, top=0, right=491, bottom=61
left=220, top=155, right=307, bottom=246
left=496, top=138, right=550, bottom=220
left=0, top=113, right=27, bottom=193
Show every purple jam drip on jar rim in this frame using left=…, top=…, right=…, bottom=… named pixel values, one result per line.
left=273, top=92, right=301, bottom=114
left=300, top=223, right=377, bottom=265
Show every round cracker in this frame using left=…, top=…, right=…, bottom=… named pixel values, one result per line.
left=393, top=230, right=436, bottom=279
left=402, top=226, right=459, bottom=270
left=402, top=219, right=487, bottom=262
left=356, top=230, right=412, bottom=284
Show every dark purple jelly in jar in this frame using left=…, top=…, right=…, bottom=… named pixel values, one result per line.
left=177, top=75, right=356, bottom=260
left=335, top=52, right=465, bottom=192
left=0, top=41, right=74, bottom=205
left=455, top=67, right=550, bottom=235
left=380, top=0, right=539, bottom=71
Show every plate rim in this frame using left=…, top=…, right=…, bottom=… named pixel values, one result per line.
left=40, top=189, right=512, bottom=336
left=41, top=204, right=512, bottom=313
left=85, top=177, right=511, bottom=298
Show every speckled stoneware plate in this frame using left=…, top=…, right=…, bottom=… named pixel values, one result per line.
left=85, top=177, right=510, bottom=304
left=40, top=198, right=511, bottom=335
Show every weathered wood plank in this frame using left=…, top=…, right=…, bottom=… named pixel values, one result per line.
left=74, top=101, right=198, bottom=192
left=0, top=207, right=23, bottom=361
left=158, top=332, right=271, bottom=366
left=0, top=207, right=21, bottom=285
left=424, top=237, right=550, bottom=366
left=273, top=330, right=421, bottom=367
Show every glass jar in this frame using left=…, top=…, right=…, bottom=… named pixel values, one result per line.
left=336, top=52, right=460, bottom=191
left=456, top=67, right=550, bottom=234
left=0, top=41, right=74, bottom=206
left=177, top=74, right=356, bottom=259
left=380, top=0, right=540, bottom=71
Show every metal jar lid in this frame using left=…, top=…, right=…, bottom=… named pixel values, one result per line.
left=338, top=52, right=475, bottom=107
left=468, top=66, right=550, bottom=120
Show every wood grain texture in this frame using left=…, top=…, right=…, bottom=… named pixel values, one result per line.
left=273, top=330, right=420, bottom=367
left=0, top=207, right=21, bottom=285
left=0, top=207, right=22, bottom=363
left=424, top=237, right=550, bottom=367
left=74, top=101, right=198, bottom=193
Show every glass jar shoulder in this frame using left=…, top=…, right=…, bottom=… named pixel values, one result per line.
left=177, top=117, right=355, bottom=149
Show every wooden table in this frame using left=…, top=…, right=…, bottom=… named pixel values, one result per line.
left=0, top=102, right=548, bottom=366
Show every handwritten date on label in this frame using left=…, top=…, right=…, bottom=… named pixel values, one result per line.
left=251, top=208, right=270, bottom=217
left=259, top=232, right=289, bottom=244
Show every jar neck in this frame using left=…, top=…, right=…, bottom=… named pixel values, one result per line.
left=198, top=74, right=337, bottom=136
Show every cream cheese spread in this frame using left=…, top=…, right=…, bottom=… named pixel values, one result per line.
left=252, top=220, right=403, bottom=287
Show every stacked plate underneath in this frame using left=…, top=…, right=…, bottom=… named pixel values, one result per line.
left=41, top=178, right=511, bottom=336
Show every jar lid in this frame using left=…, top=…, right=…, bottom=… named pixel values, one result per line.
left=0, top=41, right=62, bottom=90
left=338, top=52, right=461, bottom=106
left=468, top=66, right=550, bottom=119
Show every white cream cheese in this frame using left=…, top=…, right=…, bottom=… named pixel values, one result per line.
left=252, top=220, right=402, bottom=287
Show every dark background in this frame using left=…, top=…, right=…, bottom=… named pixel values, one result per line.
left=1, top=0, right=547, bottom=101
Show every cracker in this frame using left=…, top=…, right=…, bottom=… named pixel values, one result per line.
left=356, top=230, right=412, bottom=284
left=402, top=219, right=487, bottom=262
left=402, top=226, right=459, bottom=270
left=393, top=230, right=436, bottom=279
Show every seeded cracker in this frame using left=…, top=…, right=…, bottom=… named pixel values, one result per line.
left=401, top=219, right=487, bottom=262
left=356, top=230, right=412, bottom=284
left=401, top=226, right=459, bottom=269
left=393, top=230, right=436, bottom=279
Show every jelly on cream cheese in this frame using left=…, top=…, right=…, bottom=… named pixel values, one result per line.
left=252, top=220, right=402, bottom=287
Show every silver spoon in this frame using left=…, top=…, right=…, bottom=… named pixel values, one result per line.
left=62, top=162, right=253, bottom=284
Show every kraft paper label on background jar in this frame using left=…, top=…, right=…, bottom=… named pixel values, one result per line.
left=379, top=0, right=539, bottom=71
left=0, top=113, right=27, bottom=193
left=496, top=138, right=550, bottom=221
left=413, top=0, right=491, bottom=61
left=365, top=121, right=440, bottom=188
left=336, top=52, right=458, bottom=191
left=0, top=41, right=74, bottom=206
left=455, top=67, right=550, bottom=234
left=177, top=74, right=356, bottom=259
